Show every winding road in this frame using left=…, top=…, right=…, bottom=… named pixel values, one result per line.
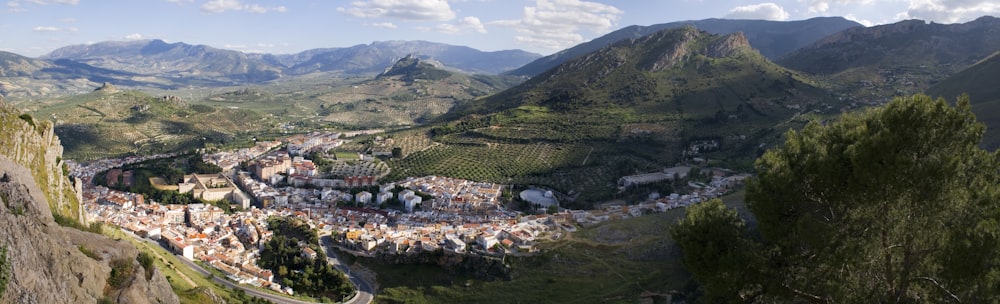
left=320, top=235, right=377, bottom=304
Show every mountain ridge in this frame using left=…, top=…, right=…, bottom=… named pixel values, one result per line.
left=402, top=27, right=831, bottom=204
left=44, top=39, right=542, bottom=77
left=506, top=17, right=862, bottom=77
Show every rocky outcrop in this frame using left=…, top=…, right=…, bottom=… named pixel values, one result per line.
left=706, top=32, right=752, bottom=58
left=0, top=102, right=77, bottom=221
left=0, top=156, right=178, bottom=304
left=0, top=101, right=178, bottom=304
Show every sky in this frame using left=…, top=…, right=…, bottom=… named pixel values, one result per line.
left=1, top=0, right=998, bottom=57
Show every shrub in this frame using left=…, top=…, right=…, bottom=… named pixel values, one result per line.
left=0, top=245, right=10, bottom=297
left=137, top=252, right=155, bottom=280
left=79, top=245, right=101, bottom=261
left=18, top=113, right=34, bottom=128
left=107, top=257, right=136, bottom=289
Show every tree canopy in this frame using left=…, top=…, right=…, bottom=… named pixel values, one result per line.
left=673, top=94, right=1000, bottom=303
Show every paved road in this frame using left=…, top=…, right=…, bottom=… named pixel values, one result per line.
left=124, top=229, right=373, bottom=303
left=173, top=254, right=319, bottom=304
left=126, top=232, right=315, bottom=304
left=321, top=235, right=376, bottom=304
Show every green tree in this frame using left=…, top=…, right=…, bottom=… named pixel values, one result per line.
left=671, top=199, right=762, bottom=303
left=673, top=95, right=1000, bottom=303
left=0, top=245, right=10, bottom=297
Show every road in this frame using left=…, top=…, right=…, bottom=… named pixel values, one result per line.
left=173, top=253, right=319, bottom=304
left=321, top=235, right=376, bottom=304
left=125, top=231, right=318, bottom=304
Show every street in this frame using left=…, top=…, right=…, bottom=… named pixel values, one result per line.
left=320, top=235, right=376, bottom=304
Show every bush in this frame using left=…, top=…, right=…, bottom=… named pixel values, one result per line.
left=79, top=245, right=101, bottom=261
left=0, top=245, right=10, bottom=297
left=18, top=113, right=34, bottom=128
left=107, top=258, right=136, bottom=289
left=137, top=252, right=155, bottom=280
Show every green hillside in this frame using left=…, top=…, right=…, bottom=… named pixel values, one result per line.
left=21, top=88, right=272, bottom=161
left=926, top=51, right=1000, bottom=149
left=389, top=27, right=831, bottom=206
left=778, top=16, right=1000, bottom=103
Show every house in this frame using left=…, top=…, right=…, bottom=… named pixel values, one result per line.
left=301, top=247, right=318, bottom=260
left=356, top=191, right=373, bottom=205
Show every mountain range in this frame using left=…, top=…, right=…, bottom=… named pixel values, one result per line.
left=43, top=39, right=541, bottom=80
left=779, top=16, right=1000, bottom=102
left=0, top=39, right=541, bottom=99
left=505, top=16, right=863, bottom=77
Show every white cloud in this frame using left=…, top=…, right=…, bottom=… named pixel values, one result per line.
left=201, top=0, right=241, bottom=13
left=900, top=0, right=1000, bottom=24
left=123, top=33, right=144, bottom=40
left=32, top=25, right=77, bottom=32
left=8, top=0, right=77, bottom=12
left=33, top=26, right=60, bottom=32
left=200, top=0, right=285, bottom=14
left=491, top=0, right=623, bottom=51
left=437, top=16, right=487, bottom=34
left=24, top=0, right=78, bottom=4
left=807, top=0, right=875, bottom=13
left=7, top=1, right=26, bottom=12
left=844, top=13, right=875, bottom=26
left=337, top=0, right=456, bottom=21
left=366, top=22, right=399, bottom=29
left=725, top=2, right=790, bottom=21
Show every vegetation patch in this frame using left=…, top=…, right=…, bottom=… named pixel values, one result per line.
left=107, top=257, right=137, bottom=289
left=258, top=217, right=352, bottom=300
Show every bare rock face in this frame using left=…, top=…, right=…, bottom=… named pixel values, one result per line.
left=0, top=156, right=179, bottom=304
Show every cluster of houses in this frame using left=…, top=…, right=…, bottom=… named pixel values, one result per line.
left=84, top=197, right=305, bottom=294
left=201, top=141, right=282, bottom=171
left=286, top=131, right=343, bottom=156
left=74, top=130, right=754, bottom=295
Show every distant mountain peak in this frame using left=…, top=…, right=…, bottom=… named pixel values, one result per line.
left=377, top=54, right=451, bottom=81
left=507, top=17, right=862, bottom=77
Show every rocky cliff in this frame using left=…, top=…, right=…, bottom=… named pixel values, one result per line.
left=0, top=99, right=178, bottom=304
left=0, top=101, right=78, bottom=222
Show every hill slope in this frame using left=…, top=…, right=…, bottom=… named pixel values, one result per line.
left=925, top=51, right=1000, bottom=149
left=390, top=27, right=830, bottom=205
left=0, top=51, right=175, bottom=98
left=778, top=16, right=1000, bottom=102
left=21, top=89, right=272, bottom=161
left=44, top=39, right=284, bottom=84
left=45, top=39, right=541, bottom=80
left=280, top=40, right=541, bottom=75
left=307, top=55, right=522, bottom=128
left=507, top=17, right=862, bottom=77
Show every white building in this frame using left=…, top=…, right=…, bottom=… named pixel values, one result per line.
left=356, top=191, right=373, bottom=205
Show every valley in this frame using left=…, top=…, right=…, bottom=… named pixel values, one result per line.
left=3, top=9, right=1000, bottom=304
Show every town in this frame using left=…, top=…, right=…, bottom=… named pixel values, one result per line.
left=74, top=132, right=749, bottom=297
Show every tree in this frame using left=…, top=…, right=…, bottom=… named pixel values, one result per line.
left=673, top=95, right=1000, bottom=303
left=392, top=147, right=403, bottom=158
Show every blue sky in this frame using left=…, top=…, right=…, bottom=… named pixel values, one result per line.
left=2, top=0, right=998, bottom=57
